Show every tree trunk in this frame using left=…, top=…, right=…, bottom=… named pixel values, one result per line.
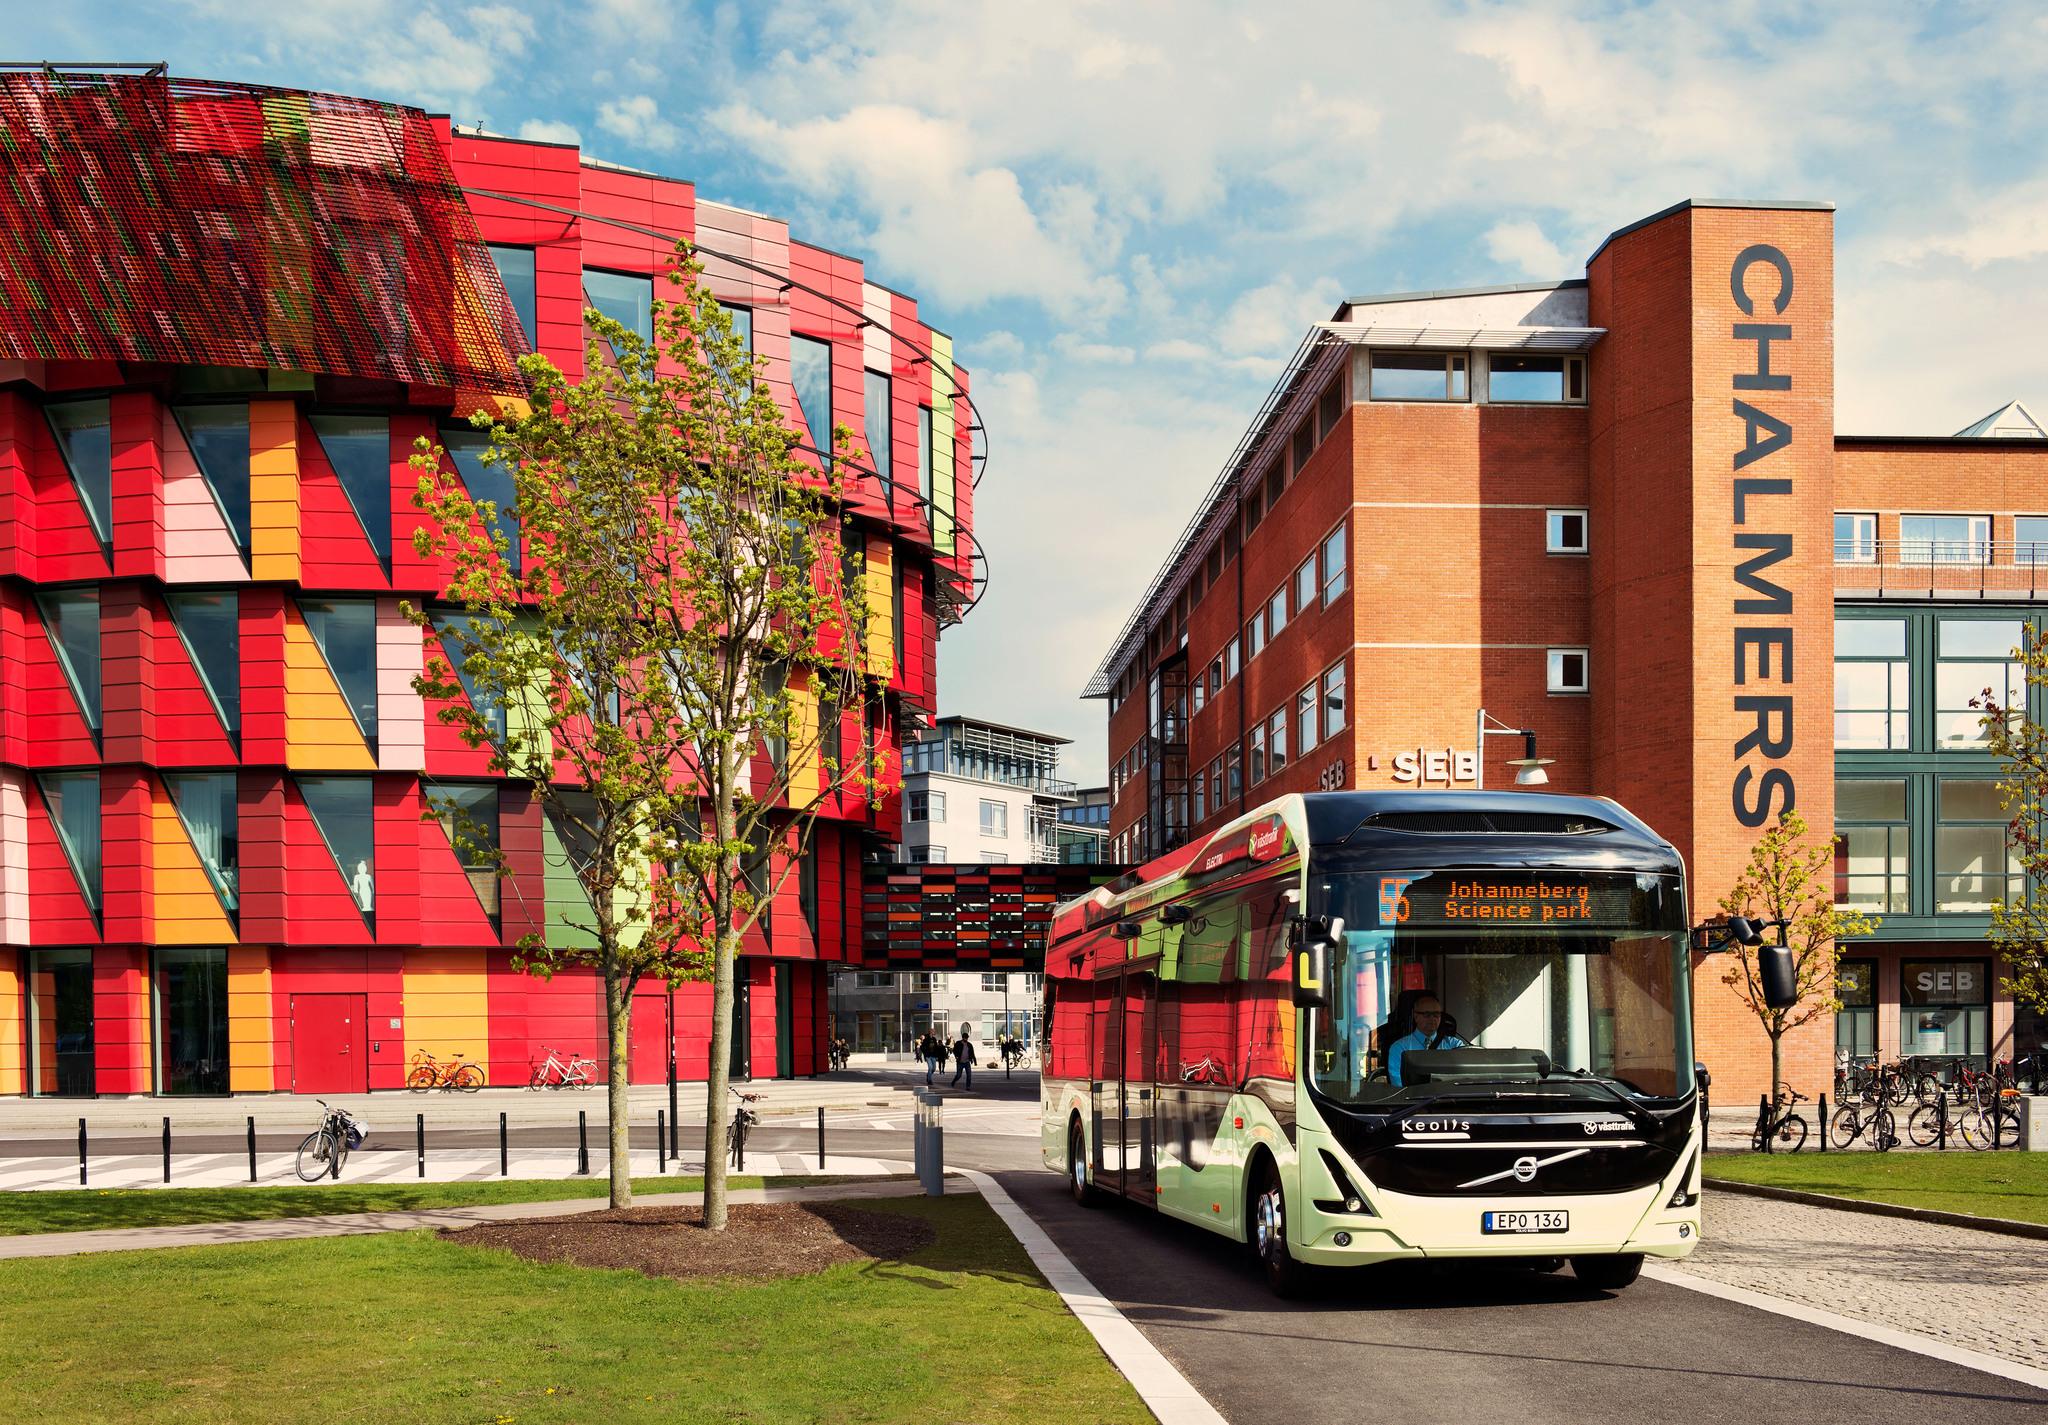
left=605, top=964, right=633, bottom=1209
left=702, top=837, right=739, bottom=1229
left=1769, top=1027, right=1784, bottom=1107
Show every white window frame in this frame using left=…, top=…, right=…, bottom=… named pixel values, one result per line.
left=1547, top=647, right=1590, bottom=694
left=979, top=798, right=1008, bottom=837
left=1484, top=353, right=1586, bottom=405
left=1545, top=508, right=1588, bottom=555
left=1321, top=659, right=1347, bottom=738
left=909, top=789, right=946, bottom=824
left=1834, top=511, right=1877, bottom=565
left=1320, top=520, right=1347, bottom=605
left=1267, top=586, right=1288, bottom=639
left=1293, top=556, right=1316, bottom=616
left=1898, top=513, right=1990, bottom=566
left=1296, top=682, right=1318, bottom=756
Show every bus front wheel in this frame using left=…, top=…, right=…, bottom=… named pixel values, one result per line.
left=1570, top=1253, right=1643, bottom=1292
left=1249, top=1159, right=1309, bottom=1298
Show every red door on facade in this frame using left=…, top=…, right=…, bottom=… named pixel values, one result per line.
left=291, top=994, right=369, bottom=1094
left=628, top=993, right=670, bottom=1084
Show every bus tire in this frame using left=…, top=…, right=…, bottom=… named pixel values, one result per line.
left=1249, top=1156, right=1309, bottom=1298
left=1570, top=1253, right=1643, bottom=1292
left=1069, top=1119, right=1103, bottom=1207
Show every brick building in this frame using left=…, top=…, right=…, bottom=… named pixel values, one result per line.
left=0, top=69, right=978, bottom=1096
left=1089, top=198, right=2043, bottom=1101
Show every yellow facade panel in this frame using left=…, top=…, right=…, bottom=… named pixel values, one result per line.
left=0, top=950, right=22, bottom=1095
left=248, top=399, right=301, bottom=583
left=403, top=948, right=492, bottom=1079
left=227, top=945, right=273, bottom=1092
left=152, top=795, right=237, bottom=945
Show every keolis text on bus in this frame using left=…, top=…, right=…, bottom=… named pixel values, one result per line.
left=1730, top=241, right=1797, bottom=827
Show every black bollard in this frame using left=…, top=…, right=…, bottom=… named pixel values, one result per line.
left=1938, top=1093, right=1948, bottom=1151
left=78, top=1117, right=87, bottom=1186
left=1818, top=1094, right=1827, bottom=1154
left=818, top=1105, right=826, bottom=1170
left=500, top=1112, right=509, bottom=1177
left=577, top=1110, right=589, bottom=1175
left=658, top=1110, right=667, bottom=1173
left=162, top=1116, right=172, bottom=1183
left=416, top=1113, right=425, bottom=1178
left=1758, top=1094, right=1773, bottom=1154
left=247, top=1115, right=257, bottom=1183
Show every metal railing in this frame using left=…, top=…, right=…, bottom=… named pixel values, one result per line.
left=1836, top=540, right=2048, bottom=599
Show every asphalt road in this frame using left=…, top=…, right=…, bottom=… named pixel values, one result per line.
left=989, top=1169, right=2048, bottom=1425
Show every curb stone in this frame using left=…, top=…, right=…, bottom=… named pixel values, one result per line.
left=1704, top=1176, right=2048, bottom=1241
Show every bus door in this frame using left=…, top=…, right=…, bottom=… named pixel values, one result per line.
left=1119, top=969, right=1157, bottom=1201
left=1089, top=971, right=1122, bottom=1183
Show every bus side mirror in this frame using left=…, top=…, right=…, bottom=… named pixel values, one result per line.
left=1759, top=944, right=1798, bottom=1010
left=1293, top=915, right=1343, bottom=1009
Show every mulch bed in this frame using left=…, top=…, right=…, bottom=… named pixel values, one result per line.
left=440, top=1201, right=935, bottom=1281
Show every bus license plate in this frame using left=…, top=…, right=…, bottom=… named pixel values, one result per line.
left=1483, top=1210, right=1567, bottom=1234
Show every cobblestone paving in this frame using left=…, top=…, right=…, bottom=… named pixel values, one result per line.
left=1671, top=1193, right=2048, bottom=1370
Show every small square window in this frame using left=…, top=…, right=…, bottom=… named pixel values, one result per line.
left=1546, top=509, right=1588, bottom=554
left=1547, top=648, right=1589, bottom=694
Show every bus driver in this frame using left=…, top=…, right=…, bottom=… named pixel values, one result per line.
left=1388, top=995, right=1465, bottom=1086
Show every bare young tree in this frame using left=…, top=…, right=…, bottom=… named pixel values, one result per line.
left=1718, top=808, right=1878, bottom=1101
left=408, top=247, right=879, bottom=1216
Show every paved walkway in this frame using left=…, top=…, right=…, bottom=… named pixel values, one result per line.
left=1673, top=1192, right=2048, bottom=1371
left=0, top=1177, right=938, bottom=1260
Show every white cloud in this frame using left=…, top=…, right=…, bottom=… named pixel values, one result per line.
left=596, top=94, right=682, bottom=152
left=1484, top=220, right=1568, bottom=279
left=516, top=118, right=582, bottom=145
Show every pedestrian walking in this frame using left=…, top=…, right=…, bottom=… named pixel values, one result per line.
left=950, top=1027, right=977, bottom=1090
left=920, top=1032, right=942, bottom=1086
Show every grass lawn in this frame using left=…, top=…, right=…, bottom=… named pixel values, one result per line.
left=1706, top=1151, right=2048, bottom=1225
left=0, top=1193, right=1152, bottom=1425
left=0, top=1176, right=783, bottom=1237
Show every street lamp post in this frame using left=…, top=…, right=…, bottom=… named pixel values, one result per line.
left=1475, top=708, right=1555, bottom=789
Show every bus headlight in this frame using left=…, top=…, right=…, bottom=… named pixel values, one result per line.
left=1667, top=1149, right=1699, bottom=1209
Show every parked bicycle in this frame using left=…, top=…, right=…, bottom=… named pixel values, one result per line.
left=1830, top=1097, right=1897, bottom=1151
left=528, top=1047, right=598, bottom=1090
left=1752, top=1088, right=1810, bottom=1152
left=295, top=1099, right=367, bottom=1182
left=727, top=1086, right=761, bottom=1170
left=406, top=1050, right=484, bottom=1092
left=1957, top=1093, right=2023, bottom=1150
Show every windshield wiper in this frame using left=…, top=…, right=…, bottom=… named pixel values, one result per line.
left=1561, top=1070, right=1653, bottom=1127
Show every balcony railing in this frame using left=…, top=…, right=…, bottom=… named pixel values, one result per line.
left=1836, top=540, right=2048, bottom=600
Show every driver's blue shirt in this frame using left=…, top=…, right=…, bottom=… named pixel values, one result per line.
left=1388, top=1028, right=1465, bottom=1086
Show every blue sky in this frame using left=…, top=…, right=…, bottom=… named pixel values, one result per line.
left=19, top=2, right=2048, bottom=781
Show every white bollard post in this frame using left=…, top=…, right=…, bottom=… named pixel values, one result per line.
left=2022, top=1096, right=2048, bottom=1151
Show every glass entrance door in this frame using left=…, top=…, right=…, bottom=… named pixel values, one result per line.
left=30, top=949, right=95, bottom=1096
left=154, top=949, right=229, bottom=1095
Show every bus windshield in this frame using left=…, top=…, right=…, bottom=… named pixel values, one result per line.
left=1307, top=868, right=1692, bottom=1105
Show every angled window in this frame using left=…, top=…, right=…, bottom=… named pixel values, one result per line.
left=310, top=413, right=392, bottom=569
left=165, top=591, right=240, bottom=739
left=584, top=268, right=653, bottom=344
left=45, top=398, right=112, bottom=548
left=724, top=302, right=754, bottom=353
left=297, top=776, right=375, bottom=921
left=432, top=782, right=501, bottom=919
left=800, top=843, right=818, bottom=936
left=36, top=589, right=101, bottom=739
left=173, top=403, right=252, bottom=551
left=431, top=612, right=509, bottom=743
left=487, top=244, right=537, bottom=344
left=299, top=598, right=379, bottom=745
left=917, top=406, right=934, bottom=512
left=791, top=335, right=833, bottom=463
left=442, top=428, right=521, bottom=575
left=865, top=369, right=893, bottom=503
left=39, top=770, right=101, bottom=914
left=165, top=771, right=238, bottom=913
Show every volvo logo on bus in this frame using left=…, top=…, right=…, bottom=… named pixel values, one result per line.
left=1512, top=1156, right=1540, bottom=1184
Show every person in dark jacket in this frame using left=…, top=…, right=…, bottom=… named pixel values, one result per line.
left=950, top=1028, right=978, bottom=1089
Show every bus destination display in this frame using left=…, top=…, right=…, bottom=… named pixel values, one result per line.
left=1377, top=873, right=1640, bottom=928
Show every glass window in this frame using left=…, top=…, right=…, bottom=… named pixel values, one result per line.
left=1225, top=746, right=1242, bottom=802
left=1322, top=661, right=1347, bottom=738
left=722, top=302, right=754, bottom=354
left=791, top=335, right=833, bottom=463
left=917, top=406, right=934, bottom=512
left=36, top=589, right=100, bottom=735
left=864, top=369, right=893, bottom=503
left=29, top=947, right=95, bottom=1095
left=39, top=771, right=101, bottom=912
left=1192, top=675, right=1206, bottom=715
left=1834, top=512, right=1876, bottom=564
left=1835, top=617, right=1909, bottom=751
left=1936, top=779, right=2021, bottom=914
left=297, top=776, right=376, bottom=920
left=1899, top=514, right=1989, bottom=565
left=310, top=413, right=392, bottom=568
left=1488, top=354, right=1580, bottom=403
left=1899, top=959, right=1990, bottom=1059
left=487, top=245, right=537, bottom=344
left=165, top=772, right=238, bottom=912
left=1321, top=522, right=1347, bottom=603
left=1318, top=377, right=1343, bottom=440
left=154, top=947, right=228, bottom=1096
left=166, top=592, right=240, bottom=737
left=1546, top=509, right=1588, bottom=554
left=1835, top=958, right=1876, bottom=1061
left=45, top=398, right=112, bottom=545
left=1267, top=587, right=1288, bottom=639
left=442, top=428, right=520, bottom=576
left=432, top=612, right=508, bottom=743
left=980, top=799, right=1008, bottom=837
left=1935, top=618, right=2024, bottom=747
left=1292, top=422, right=1313, bottom=475
left=982, top=851, right=1008, bottom=864
left=1294, top=557, right=1317, bottom=616
left=433, top=782, right=501, bottom=919
left=1297, top=683, right=1317, bottom=756
left=1193, top=770, right=1206, bottom=823
left=1268, top=708, right=1289, bottom=774
left=1547, top=647, right=1588, bottom=693
left=1370, top=351, right=1468, bottom=401
left=1248, top=723, right=1266, bottom=784
left=1243, top=481, right=1264, bottom=536
left=1246, top=614, right=1264, bottom=660
left=1226, top=637, right=1241, bottom=680
left=1835, top=778, right=1909, bottom=915
left=910, top=790, right=947, bottom=824
left=583, top=268, right=653, bottom=344
left=174, top=404, right=252, bottom=551
left=2017, top=516, right=2048, bottom=566
left=299, top=599, right=379, bottom=744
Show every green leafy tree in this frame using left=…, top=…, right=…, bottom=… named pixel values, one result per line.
left=408, top=248, right=879, bottom=1218
left=1718, top=808, right=1878, bottom=1101
left=1977, top=625, right=2048, bottom=1012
